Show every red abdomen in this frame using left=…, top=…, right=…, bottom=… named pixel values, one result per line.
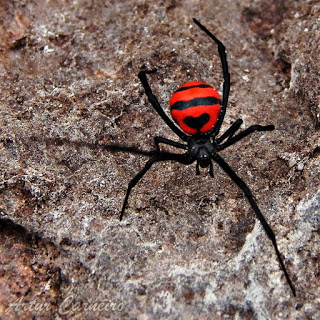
left=169, top=81, right=221, bottom=135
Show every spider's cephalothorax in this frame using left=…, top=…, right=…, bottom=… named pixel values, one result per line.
left=187, top=136, right=218, bottom=175
left=119, top=18, right=296, bottom=296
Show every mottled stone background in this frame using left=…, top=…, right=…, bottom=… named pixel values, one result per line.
left=0, top=0, right=319, bottom=319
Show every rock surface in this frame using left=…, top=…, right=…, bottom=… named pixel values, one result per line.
left=0, top=0, right=319, bottom=319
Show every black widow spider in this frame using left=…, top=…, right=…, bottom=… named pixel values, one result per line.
left=118, top=18, right=296, bottom=296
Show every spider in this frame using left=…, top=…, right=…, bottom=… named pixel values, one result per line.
left=118, top=18, right=296, bottom=296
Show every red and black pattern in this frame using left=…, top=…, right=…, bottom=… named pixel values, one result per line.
left=169, top=81, right=221, bottom=135
left=119, top=19, right=295, bottom=298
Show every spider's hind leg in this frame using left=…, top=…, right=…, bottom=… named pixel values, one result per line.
left=138, top=70, right=188, bottom=141
left=193, top=18, right=230, bottom=136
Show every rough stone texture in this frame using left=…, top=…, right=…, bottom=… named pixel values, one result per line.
left=0, top=0, right=319, bottom=319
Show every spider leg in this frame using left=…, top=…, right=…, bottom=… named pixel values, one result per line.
left=120, top=152, right=194, bottom=221
left=218, top=124, right=275, bottom=151
left=212, top=153, right=296, bottom=296
left=138, top=70, right=189, bottom=142
left=154, top=136, right=188, bottom=152
left=193, top=18, right=230, bottom=137
left=216, top=119, right=243, bottom=144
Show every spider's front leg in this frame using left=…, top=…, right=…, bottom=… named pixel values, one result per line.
left=120, top=152, right=194, bottom=221
left=213, top=153, right=296, bottom=296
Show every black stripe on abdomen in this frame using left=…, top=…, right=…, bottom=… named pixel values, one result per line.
left=170, top=96, right=221, bottom=111
left=175, top=84, right=212, bottom=92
